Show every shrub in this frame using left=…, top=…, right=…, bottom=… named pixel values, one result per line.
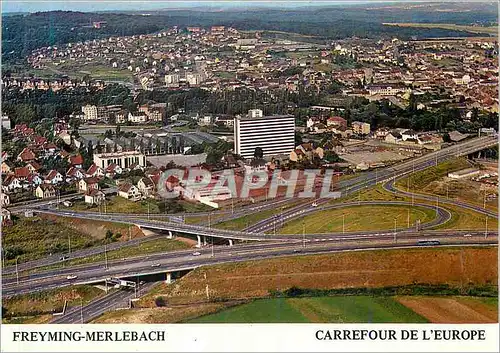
left=155, top=296, right=166, bottom=307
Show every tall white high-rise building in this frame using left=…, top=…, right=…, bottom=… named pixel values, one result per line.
left=234, top=110, right=295, bottom=159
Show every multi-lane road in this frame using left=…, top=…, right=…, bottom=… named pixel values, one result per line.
left=50, top=282, right=157, bottom=324
left=2, top=135, right=498, bottom=300
left=3, top=232, right=497, bottom=297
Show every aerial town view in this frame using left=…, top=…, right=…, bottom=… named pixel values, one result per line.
left=0, top=1, right=498, bottom=328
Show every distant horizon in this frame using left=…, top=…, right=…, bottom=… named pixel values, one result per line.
left=2, top=0, right=494, bottom=14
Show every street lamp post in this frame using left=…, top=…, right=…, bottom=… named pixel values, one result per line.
left=302, top=220, right=306, bottom=248
left=485, top=216, right=488, bottom=238
left=104, top=243, right=108, bottom=270
left=80, top=299, right=84, bottom=324
left=393, top=218, right=397, bottom=243
left=15, top=257, right=19, bottom=285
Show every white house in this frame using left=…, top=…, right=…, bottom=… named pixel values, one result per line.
left=118, top=183, right=142, bottom=201
left=84, top=189, right=106, bottom=205
left=44, top=170, right=64, bottom=184
left=137, top=177, right=155, bottom=197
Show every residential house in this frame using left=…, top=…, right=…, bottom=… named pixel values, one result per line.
left=326, top=116, right=347, bottom=129
left=66, top=167, right=85, bottom=182
left=401, top=129, right=418, bottom=141
left=57, top=131, right=72, bottom=145
left=17, top=148, right=36, bottom=162
left=45, top=170, right=64, bottom=184
left=25, top=161, right=42, bottom=173
left=26, top=173, right=43, bottom=187
left=86, top=163, right=105, bottom=178
left=290, top=143, right=324, bottom=162
left=69, top=154, right=84, bottom=168
left=1, top=208, right=12, bottom=226
left=105, top=163, right=123, bottom=178
left=14, top=167, right=31, bottom=181
left=1, top=161, right=13, bottom=174
left=35, top=184, right=56, bottom=199
left=118, top=183, right=142, bottom=201
left=137, top=177, right=155, bottom=197
left=385, top=131, right=402, bottom=144
left=78, top=177, right=100, bottom=193
left=1, top=192, right=10, bottom=207
left=2, top=175, right=22, bottom=192
left=417, top=135, right=433, bottom=145
left=84, top=189, right=106, bottom=205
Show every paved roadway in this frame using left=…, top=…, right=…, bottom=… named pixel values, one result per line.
left=50, top=282, right=157, bottom=324
left=244, top=135, right=498, bottom=232
left=3, top=232, right=497, bottom=297
left=2, top=136, right=497, bottom=297
left=383, top=179, right=498, bottom=218
left=2, top=199, right=452, bottom=276
left=3, top=136, right=497, bottom=274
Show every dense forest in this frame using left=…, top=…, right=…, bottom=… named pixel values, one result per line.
left=3, top=5, right=497, bottom=62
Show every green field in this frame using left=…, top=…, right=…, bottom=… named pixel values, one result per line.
left=189, top=296, right=428, bottom=323
left=278, top=205, right=435, bottom=234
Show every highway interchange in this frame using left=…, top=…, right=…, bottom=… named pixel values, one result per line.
left=2, top=135, right=498, bottom=322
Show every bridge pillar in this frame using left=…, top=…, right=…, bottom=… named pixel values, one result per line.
left=196, top=235, right=201, bottom=248
left=165, top=273, right=172, bottom=284
left=228, top=239, right=233, bottom=246
left=203, top=235, right=207, bottom=246
left=167, top=231, right=173, bottom=239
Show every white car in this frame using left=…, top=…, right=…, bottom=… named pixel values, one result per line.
left=464, top=234, right=472, bottom=237
left=151, top=263, right=161, bottom=267
left=66, top=275, right=78, bottom=280
left=192, top=252, right=201, bottom=256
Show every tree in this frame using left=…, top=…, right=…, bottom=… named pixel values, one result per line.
left=115, top=124, right=121, bottom=136
left=254, top=147, right=264, bottom=159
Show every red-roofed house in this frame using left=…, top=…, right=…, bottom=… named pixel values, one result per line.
left=86, top=163, right=105, bottom=178
left=17, top=148, right=36, bottom=163
left=42, top=143, right=58, bottom=156
left=66, top=167, right=85, bottom=182
left=69, top=154, right=84, bottom=168
left=14, top=167, right=31, bottom=181
left=45, top=170, right=64, bottom=184
left=78, top=177, right=100, bottom=193
left=25, top=161, right=42, bottom=173
left=34, top=135, right=48, bottom=146
left=326, top=116, right=347, bottom=129
left=26, top=173, right=43, bottom=186
left=105, top=163, right=123, bottom=177
left=2, top=175, right=22, bottom=192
